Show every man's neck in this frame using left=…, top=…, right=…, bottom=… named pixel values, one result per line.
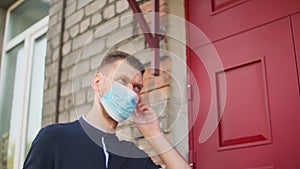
left=86, top=102, right=118, bottom=133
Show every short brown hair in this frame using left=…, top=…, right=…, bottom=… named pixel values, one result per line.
left=98, top=51, right=145, bottom=75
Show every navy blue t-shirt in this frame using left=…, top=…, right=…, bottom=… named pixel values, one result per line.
left=23, top=117, right=161, bottom=169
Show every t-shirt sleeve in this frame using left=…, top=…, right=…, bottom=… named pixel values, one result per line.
left=23, top=127, right=54, bottom=169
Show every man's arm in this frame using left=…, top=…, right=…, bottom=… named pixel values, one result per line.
left=134, top=99, right=191, bottom=169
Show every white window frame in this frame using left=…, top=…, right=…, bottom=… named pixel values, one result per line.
left=0, top=0, right=49, bottom=168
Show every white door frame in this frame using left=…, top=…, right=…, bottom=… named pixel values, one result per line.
left=0, top=0, right=49, bottom=168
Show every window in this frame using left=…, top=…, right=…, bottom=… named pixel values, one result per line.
left=0, top=0, right=49, bottom=169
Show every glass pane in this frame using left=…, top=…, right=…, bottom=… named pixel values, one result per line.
left=8, top=0, right=50, bottom=40
left=0, top=43, right=25, bottom=169
left=25, top=34, right=47, bottom=155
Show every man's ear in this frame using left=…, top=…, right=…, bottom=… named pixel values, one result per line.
left=92, top=73, right=102, bottom=92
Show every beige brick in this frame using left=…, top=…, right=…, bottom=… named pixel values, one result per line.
left=51, top=35, right=60, bottom=49
left=42, top=101, right=56, bottom=116
left=72, top=30, right=93, bottom=50
left=72, top=77, right=82, bottom=93
left=49, top=1, right=63, bottom=16
left=70, top=24, right=79, bottom=38
left=59, top=97, right=65, bottom=112
left=134, top=49, right=154, bottom=65
left=66, top=0, right=76, bottom=6
left=85, top=0, right=106, bottom=16
left=45, top=61, right=58, bottom=78
left=45, top=51, right=52, bottom=65
left=62, top=41, right=72, bottom=56
left=44, top=78, right=49, bottom=90
left=58, top=11, right=63, bottom=22
left=91, top=13, right=102, bottom=26
left=58, top=111, right=70, bottom=123
left=90, top=52, right=104, bottom=70
left=64, top=95, right=74, bottom=110
left=87, top=87, right=95, bottom=103
left=80, top=18, right=90, bottom=33
left=42, top=115, right=55, bottom=127
left=61, top=68, right=69, bottom=83
left=117, top=36, right=145, bottom=54
left=65, top=10, right=84, bottom=29
left=81, top=38, right=105, bottom=60
left=62, top=50, right=80, bottom=69
left=81, top=72, right=93, bottom=88
left=63, top=31, right=70, bottom=43
left=48, top=22, right=61, bottom=38
left=75, top=89, right=86, bottom=106
left=77, top=0, right=93, bottom=9
left=69, top=109, right=79, bottom=122
left=94, top=17, right=119, bottom=38
left=49, top=75, right=59, bottom=88
left=120, top=12, right=134, bottom=27
left=106, top=26, right=134, bottom=47
left=52, top=47, right=59, bottom=61
left=44, top=86, right=57, bottom=103
left=65, top=1, right=76, bottom=17
left=103, top=4, right=115, bottom=19
left=49, top=13, right=58, bottom=27
left=73, top=59, right=90, bottom=78
left=116, top=0, right=129, bottom=14
left=75, top=104, right=91, bottom=117
left=66, top=65, right=75, bottom=80
left=61, top=81, right=72, bottom=97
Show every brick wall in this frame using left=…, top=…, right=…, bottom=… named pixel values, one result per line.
left=44, top=0, right=183, bottom=166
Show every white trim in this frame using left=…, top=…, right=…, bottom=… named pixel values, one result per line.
left=12, top=26, right=48, bottom=169
left=7, top=0, right=25, bottom=12
left=4, top=16, right=49, bottom=51
left=13, top=35, right=30, bottom=169
left=2, top=0, right=25, bottom=49
left=19, top=26, right=48, bottom=165
left=0, top=1, right=49, bottom=168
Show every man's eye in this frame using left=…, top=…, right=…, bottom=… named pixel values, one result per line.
left=118, top=78, right=128, bottom=85
left=133, top=85, right=142, bottom=92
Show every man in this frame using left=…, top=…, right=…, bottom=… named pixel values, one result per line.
left=23, top=51, right=191, bottom=169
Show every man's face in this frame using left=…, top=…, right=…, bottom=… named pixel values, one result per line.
left=97, top=59, right=144, bottom=96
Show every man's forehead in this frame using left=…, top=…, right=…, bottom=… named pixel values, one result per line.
left=111, top=59, right=142, bottom=79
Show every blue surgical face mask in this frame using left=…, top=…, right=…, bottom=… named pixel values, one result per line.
left=100, top=80, right=139, bottom=122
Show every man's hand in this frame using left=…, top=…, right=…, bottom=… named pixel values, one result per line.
left=133, top=98, right=163, bottom=138
left=132, top=98, right=191, bottom=169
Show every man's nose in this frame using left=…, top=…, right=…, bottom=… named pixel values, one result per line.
left=128, top=83, right=133, bottom=90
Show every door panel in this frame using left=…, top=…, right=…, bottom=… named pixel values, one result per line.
left=216, top=59, right=272, bottom=150
left=189, top=0, right=300, bottom=45
left=187, top=0, right=300, bottom=168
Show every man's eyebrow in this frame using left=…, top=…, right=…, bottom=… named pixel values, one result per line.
left=114, top=74, right=130, bottom=79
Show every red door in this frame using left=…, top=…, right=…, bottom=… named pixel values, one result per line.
left=187, top=0, right=300, bottom=168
